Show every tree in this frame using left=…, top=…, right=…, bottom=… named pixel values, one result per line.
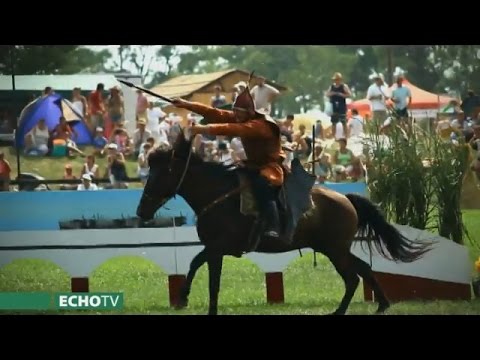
left=0, top=46, right=111, bottom=75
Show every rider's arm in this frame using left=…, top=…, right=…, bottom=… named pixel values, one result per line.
left=192, top=120, right=272, bottom=139
left=176, top=100, right=236, bottom=124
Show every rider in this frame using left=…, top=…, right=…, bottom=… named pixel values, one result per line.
left=171, top=81, right=285, bottom=241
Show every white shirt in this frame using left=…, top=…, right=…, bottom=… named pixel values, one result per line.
left=77, top=183, right=98, bottom=191
left=250, top=84, right=280, bottom=114
left=334, top=122, right=346, bottom=140
left=146, top=107, right=165, bottom=133
left=230, top=137, right=247, bottom=160
left=367, top=84, right=390, bottom=111
left=348, top=115, right=364, bottom=137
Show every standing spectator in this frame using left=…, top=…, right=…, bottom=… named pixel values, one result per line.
left=136, top=89, right=149, bottom=122
left=71, top=87, right=88, bottom=119
left=230, top=136, right=247, bottom=162
left=367, top=73, right=390, bottom=125
left=88, top=83, right=105, bottom=130
left=107, top=86, right=124, bottom=125
left=24, top=118, right=50, bottom=156
left=133, top=119, right=152, bottom=157
left=391, top=74, right=412, bottom=124
left=146, top=101, right=166, bottom=142
left=327, top=72, right=352, bottom=139
left=0, top=150, right=11, bottom=191
left=461, top=90, right=480, bottom=120
left=250, top=76, right=280, bottom=115
left=77, top=173, right=98, bottom=191
left=211, top=85, right=227, bottom=108
left=232, top=82, right=246, bottom=102
left=109, top=121, right=132, bottom=157
left=348, top=109, right=365, bottom=137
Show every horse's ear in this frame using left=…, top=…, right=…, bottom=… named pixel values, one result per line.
left=173, top=127, right=192, bottom=156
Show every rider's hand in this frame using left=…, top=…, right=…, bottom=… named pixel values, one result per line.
left=172, top=98, right=190, bottom=109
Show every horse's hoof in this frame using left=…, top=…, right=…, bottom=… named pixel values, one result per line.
left=329, top=310, right=345, bottom=315
left=174, top=299, right=188, bottom=310
left=376, top=302, right=390, bottom=314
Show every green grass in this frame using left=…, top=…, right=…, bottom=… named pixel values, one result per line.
left=1, top=146, right=142, bottom=189
left=1, top=238, right=479, bottom=315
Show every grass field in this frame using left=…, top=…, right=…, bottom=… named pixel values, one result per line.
left=1, top=146, right=479, bottom=314
left=0, top=211, right=479, bottom=315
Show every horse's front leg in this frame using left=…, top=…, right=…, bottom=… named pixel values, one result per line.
left=177, top=249, right=207, bottom=309
left=207, top=254, right=224, bottom=315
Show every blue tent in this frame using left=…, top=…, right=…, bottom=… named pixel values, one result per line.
left=16, top=94, right=93, bottom=147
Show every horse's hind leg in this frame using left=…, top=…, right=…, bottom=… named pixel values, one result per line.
left=350, top=254, right=390, bottom=314
left=177, top=249, right=207, bottom=309
left=328, top=253, right=360, bottom=315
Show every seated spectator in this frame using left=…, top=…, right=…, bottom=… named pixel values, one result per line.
left=24, top=118, right=50, bottom=156
left=81, top=154, right=100, bottom=179
left=137, top=143, right=152, bottom=185
left=333, top=165, right=348, bottom=182
left=105, top=144, right=128, bottom=189
left=316, top=154, right=333, bottom=183
left=334, top=138, right=354, bottom=173
left=214, top=141, right=234, bottom=165
left=133, top=119, right=152, bottom=157
left=60, top=163, right=77, bottom=190
left=230, top=136, right=246, bottom=162
left=315, top=120, right=324, bottom=140
left=470, top=124, right=480, bottom=181
left=92, top=127, right=108, bottom=156
left=348, top=109, right=365, bottom=137
left=77, top=173, right=98, bottom=191
left=347, top=157, right=366, bottom=182
left=0, top=150, right=11, bottom=191
left=109, top=123, right=132, bottom=157
left=51, top=116, right=85, bottom=157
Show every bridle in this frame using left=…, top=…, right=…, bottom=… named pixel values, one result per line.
left=143, top=142, right=194, bottom=210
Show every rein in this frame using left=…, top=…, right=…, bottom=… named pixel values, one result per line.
left=166, top=146, right=247, bottom=220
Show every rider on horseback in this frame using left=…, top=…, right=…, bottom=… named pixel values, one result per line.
left=171, top=80, right=286, bottom=241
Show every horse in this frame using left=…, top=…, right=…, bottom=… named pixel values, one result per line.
left=136, top=130, right=431, bottom=315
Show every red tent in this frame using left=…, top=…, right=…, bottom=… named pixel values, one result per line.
left=348, top=79, right=455, bottom=118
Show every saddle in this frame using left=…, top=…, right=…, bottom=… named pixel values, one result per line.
left=238, top=158, right=316, bottom=251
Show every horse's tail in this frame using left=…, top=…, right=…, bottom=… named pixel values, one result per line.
left=346, top=193, right=432, bottom=263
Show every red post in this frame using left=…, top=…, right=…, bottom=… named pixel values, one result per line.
left=168, top=274, right=187, bottom=307
left=71, top=277, right=89, bottom=292
left=265, top=272, right=284, bottom=304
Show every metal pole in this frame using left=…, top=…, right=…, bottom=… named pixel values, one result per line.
left=10, top=45, right=21, bottom=178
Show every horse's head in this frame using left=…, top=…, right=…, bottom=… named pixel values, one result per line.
left=136, top=130, right=193, bottom=221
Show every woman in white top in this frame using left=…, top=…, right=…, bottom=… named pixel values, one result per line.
left=81, top=154, right=100, bottom=179
left=25, top=118, right=50, bottom=156
left=71, top=87, right=88, bottom=118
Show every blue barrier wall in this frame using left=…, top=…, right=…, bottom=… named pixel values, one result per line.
left=0, top=182, right=367, bottom=231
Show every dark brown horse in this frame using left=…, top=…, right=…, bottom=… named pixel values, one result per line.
left=136, top=131, right=431, bottom=315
